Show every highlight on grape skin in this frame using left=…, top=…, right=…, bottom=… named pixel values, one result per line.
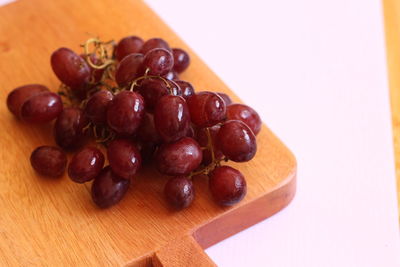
left=6, top=35, right=261, bottom=209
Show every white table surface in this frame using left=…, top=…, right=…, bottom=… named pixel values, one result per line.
left=1, top=0, right=399, bottom=266
left=143, top=0, right=400, bottom=266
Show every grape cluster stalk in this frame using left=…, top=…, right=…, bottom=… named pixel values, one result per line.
left=6, top=36, right=262, bottom=210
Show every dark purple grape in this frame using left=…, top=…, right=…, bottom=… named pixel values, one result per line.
left=51, top=47, right=90, bottom=88
left=196, top=125, right=223, bottom=165
left=91, top=166, right=130, bottom=208
left=216, top=92, right=232, bottom=106
left=30, top=146, right=67, bottom=177
left=217, top=120, right=257, bottom=162
left=68, top=146, right=105, bottom=183
left=137, top=112, right=161, bottom=144
left=140, top=38, right=171, bottom=55
left=54, top=107, right=88, bottom=150
left=227, top=104, right=261, bottom=135
left=136, top=78, right=169, bottom=112
left=107, top=139, right=142, bottom=180
left=155, top=137, right=202, bottom=176
left=172, top=48, right=190, bottom=73
left=115, top=36, right=144, bottom=61
left=163, top=70, right=179, bottom=80
left=154, top=95, right=190, bottom=143
left=175, top=80, right=194, bottom=100
left=7, top=84, right=49, bottom=118
left=84, top=90, right=113, bottom=125
left=106, top=91, right=145, bottom=136
left=187, top=91, right=226, bottom=127
left=209, top=166, right=246, bottom=206
left=141, top=48, right=174, bottom=76
left=164, top=176, right=194, bottom=209
left=115, top=53, right=144, bottom=88
left=21, top=92, right=63, bottom=123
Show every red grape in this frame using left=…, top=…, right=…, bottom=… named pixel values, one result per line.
left=217, top=120, right=257, bottom=162
left=84, top=90, right=113, bottom=125
left=226, top=104, right=261, bottom=135
left=163, top=70, right=179, bottom=80
left=107, top=139, right=142, bottom=180
left=164, top=176, right=194, bottom=209
left=141, top=48, right=174, bottom=76
left=155, top=137, right=202, bottom=176
left=21, top=92, right=63, bottom=123
left=136, top=78, right=169, bottom=112
left=68, top=146, right=105, bottom=183
left=54, top=107, right=88, bottom=150
left=51, top=47, right=90, bottom=89
left=140, top=38, right=171, bottom=55
left=209, top=166, right=246, bottom=206
left=172, top=48, right=190, bottom=73
left=167, top=80, right=183, bottom=96
left=137, top=112, right=161, bottom=144
left=115, top=53, right=144, bottom=88
left=30, top=146, right=67, bottom=177
left=7, top=84, right=49, bottom=118
left=91, top=166, right=130, bottom=208
left=115, top=36, right=144, bottom=61
left=216, top=92, right=232, bottom=106
left=175, top=80, right=195, bottom=100
left=187, top=91, right=226, bottom=127
left=196, top=125, right=223, bottom=165
left=136, top=78, right=181, bottom=112
left=154, top=95, right=190, bottom=143
left=106, top=91, right=145, bottom=136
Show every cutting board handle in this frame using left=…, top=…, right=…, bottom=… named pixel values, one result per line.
left=152, top=234, right=216, bottom=267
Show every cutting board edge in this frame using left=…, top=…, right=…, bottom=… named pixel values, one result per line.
left=126, top=165, right=297, bottom=266
left=192, top=167, right=297, bottom=249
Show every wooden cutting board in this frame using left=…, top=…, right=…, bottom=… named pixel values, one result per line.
left=0, top=0, right=297, bottom=266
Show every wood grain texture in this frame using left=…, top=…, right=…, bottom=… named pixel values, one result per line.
left=383, top=0, right=400, bottom=216
left=152, top=235, right=216, bottom=267
left=0, top=0, right=297, bottom=266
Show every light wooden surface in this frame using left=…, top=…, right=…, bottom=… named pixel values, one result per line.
left=383, top=0, right=400, bottom=215
left=152, top=235, right=216, bottom=267
left=0, top=0, right=297, bottom=266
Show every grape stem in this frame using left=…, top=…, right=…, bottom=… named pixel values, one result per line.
left=94, top=126, right=116, bottom=144
left=103, top=64, right=116, bottom=81
left=128, top=72, right=173, bottom=94
left=57, top=84, right=78, bottom=107
left=189, top=164, right=214, bottom=177
left=82, top=121, right=92, bottom=133
left=81, top=121, right=116, bottom=145
left=189, top=127, right=222, bottom=178
left=83, top=38, right=115, bottom=70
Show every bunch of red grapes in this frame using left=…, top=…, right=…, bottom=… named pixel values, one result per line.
left=6, top=36, right=261, bottom=210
